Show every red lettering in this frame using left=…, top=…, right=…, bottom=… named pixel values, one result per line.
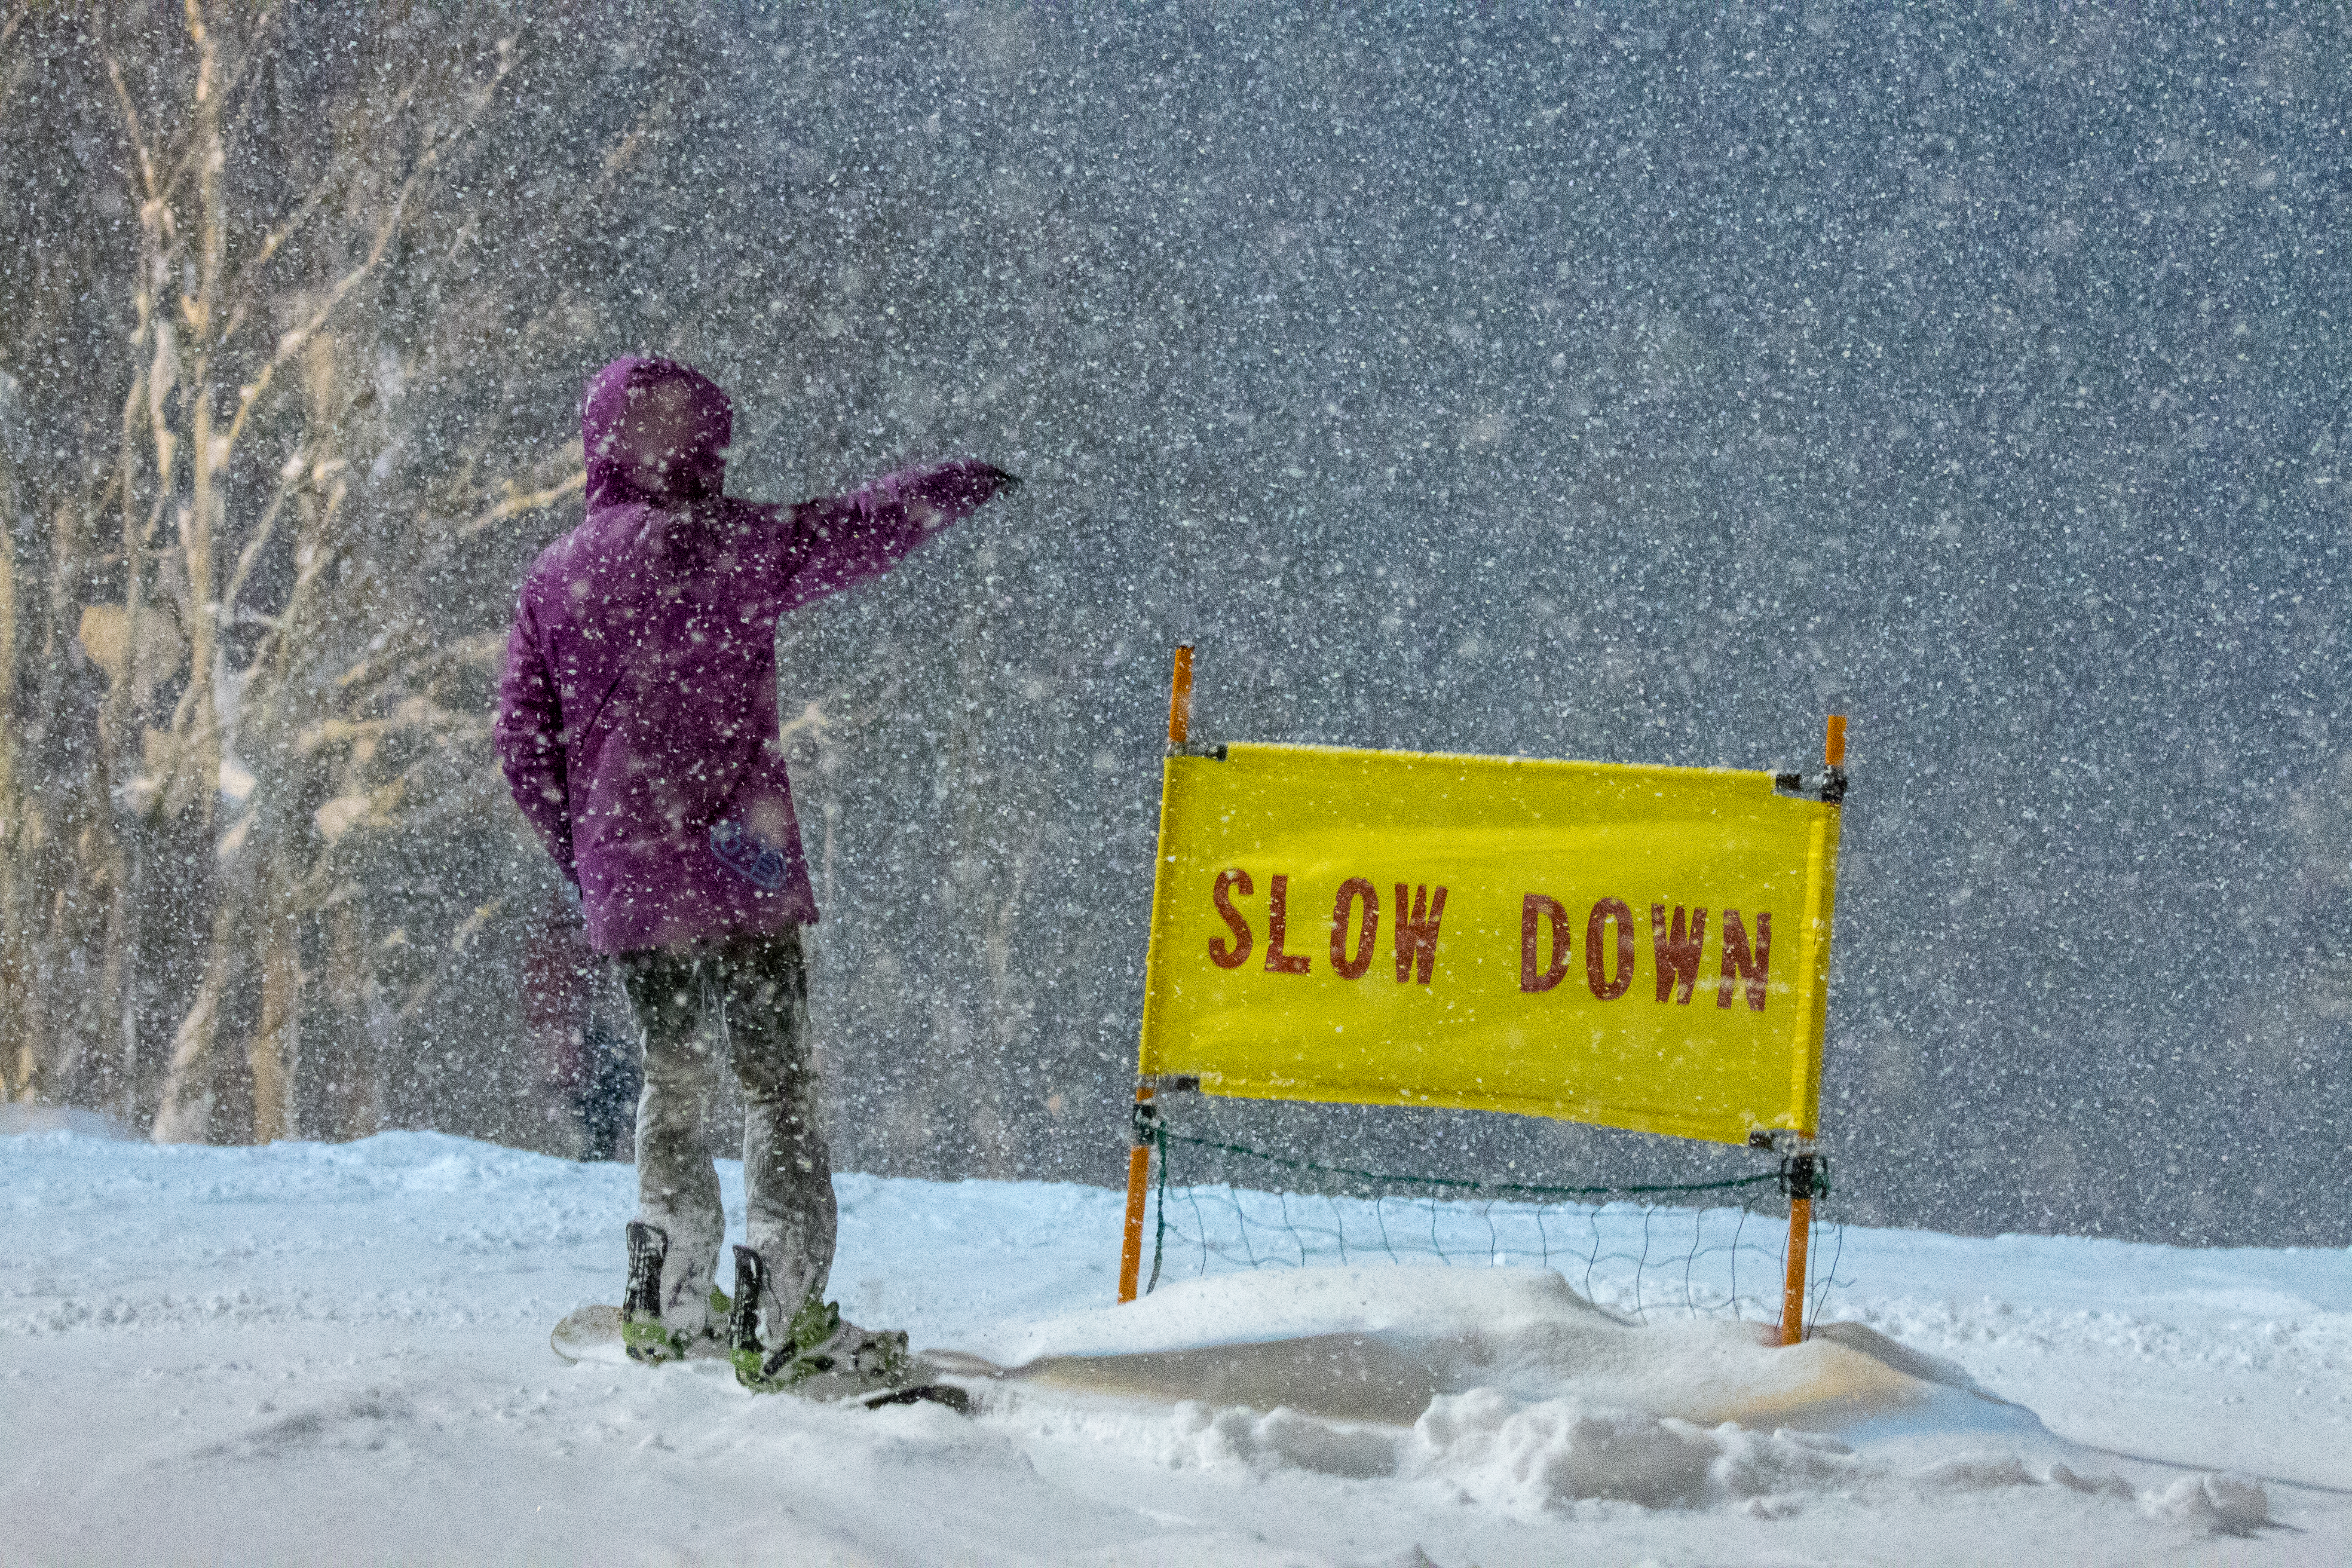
left=1264, top=874, right=1311, bottom=974
left=1329, top=878, right=1379, bottom=980
left=1393, top=882, right=1448, bottom=984
left=1586, top=898, right=1634, bottom=1000
left=1651, top=903, right=1707, bottom=1004
left=1208, top=869, right=1253, bottom=969
left=1519, top=894, right=1569, bottom=993
left=1717, top=910, right=1770, bottom=1011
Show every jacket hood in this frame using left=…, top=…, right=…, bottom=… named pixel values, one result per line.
left=582, top=357, right=732, bottom=511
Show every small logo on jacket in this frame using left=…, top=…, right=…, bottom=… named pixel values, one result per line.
left=710, top=819, right=787, bottom=891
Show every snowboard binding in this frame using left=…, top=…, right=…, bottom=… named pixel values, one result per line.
left=728, top=1244, right=913, bottom=1396
left=622, top=1221, right=690, bottom=1363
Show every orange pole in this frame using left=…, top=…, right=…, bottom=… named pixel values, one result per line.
left=1165, top=644, right=1194, bottom=749
left=1119, top=646, right=1196, bottom=1304
left=1780, top=713, right=1844, bottom=1346
left=1779, top=1191, right=1812, bottom=1346
left=1116, top=1127, right=1153, bottom=1305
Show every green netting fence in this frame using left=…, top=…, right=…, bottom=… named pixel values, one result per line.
left=1135, top=1106, right=1849, bottom=1335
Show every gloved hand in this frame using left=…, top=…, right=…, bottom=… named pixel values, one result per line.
left=934, top=460, right=1021, bottom=511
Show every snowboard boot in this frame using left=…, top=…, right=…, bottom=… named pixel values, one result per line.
left=621, top=1221, right=689, bottom=1364
left=728, top=1245, right=912, bottom=1396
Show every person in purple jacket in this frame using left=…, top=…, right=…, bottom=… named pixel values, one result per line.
left=496, top=357, right=1017, bottom=1391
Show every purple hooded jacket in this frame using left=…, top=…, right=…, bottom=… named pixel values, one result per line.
left=496, top=358, right=1014, bottom=954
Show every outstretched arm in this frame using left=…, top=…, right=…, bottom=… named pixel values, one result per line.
left=780, top=458, right=1020, bottom=611
left=494, top=596, right=578, bottom=885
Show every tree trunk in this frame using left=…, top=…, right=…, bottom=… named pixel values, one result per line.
left=151, top=900, right=237, bottom=1143
left=97, top=277, right=160, bottom=1121
left=324, top=897, right=384, bottom=1140
left=245, top=854, right=300, bottom=1143
left=164, top=6, right=223, bottom=830
left=35, top=494, right=118, bottom=1108
left=0, top=447, right=21, bottom=1101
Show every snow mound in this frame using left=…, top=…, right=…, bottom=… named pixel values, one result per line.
left=2142, top=1471, right=2272, bottom=1535
left=943, top=1265, right=2130, bottom=1515
left=945, top=1264, right=2022, bottom=1433
left=1405, top=1389, right=1860, bottom=1510
left=945, top=1269, right=2267, bottom=1523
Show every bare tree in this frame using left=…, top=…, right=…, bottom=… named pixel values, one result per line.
left=0, top=2, right=642, bottom=1140
left=76, top=4, right=529, bottom=1140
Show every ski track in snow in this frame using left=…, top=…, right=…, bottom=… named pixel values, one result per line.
left=4, top=1128, right=2347, bottom=1566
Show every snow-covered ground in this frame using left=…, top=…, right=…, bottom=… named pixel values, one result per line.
left=5, top=1127, right=2346, bottom=1565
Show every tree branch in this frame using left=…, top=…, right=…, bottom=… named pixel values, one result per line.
left=103, top=52, right=162, bottom=209
left=214, top=58, right=505, bottom=458
left=456, top=470, right=586, bottom=539
left=217, top=446, right=314, bottom=624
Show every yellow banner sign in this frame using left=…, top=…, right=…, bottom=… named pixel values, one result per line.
left=1136, top=743, right=1842, bottom=1146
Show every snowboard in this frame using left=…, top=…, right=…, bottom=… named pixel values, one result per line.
left=550, top=1305, right=973, bottom=1413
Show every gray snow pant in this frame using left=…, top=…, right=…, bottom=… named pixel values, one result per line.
left=616, top=926, right=833, bottom=1341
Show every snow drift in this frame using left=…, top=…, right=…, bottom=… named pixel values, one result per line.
left=947, top=1264, right=2015, bottom=1430
left=940, top=1264, right=2090, bottom=1511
